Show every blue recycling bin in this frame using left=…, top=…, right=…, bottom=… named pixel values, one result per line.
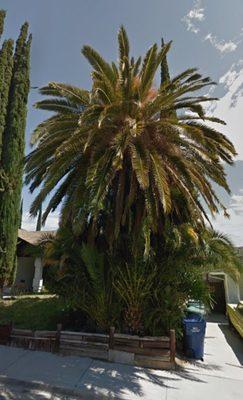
left=183, top=314, right=206, bottom=360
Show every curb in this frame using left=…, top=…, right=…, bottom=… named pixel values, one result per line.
left=0, top=375, right=99, bottom=399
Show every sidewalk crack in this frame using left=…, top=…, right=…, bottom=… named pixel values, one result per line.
left=0, top=348, right=28, bottom=374
left=74, top=358, right=94, bottom=389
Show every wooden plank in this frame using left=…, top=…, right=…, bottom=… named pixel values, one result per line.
left=12, top=329, right=33, bottom=336
left=109, top=327, right=115, bottom=349
left=113, top=333, right=169, bottom=341
left=113, top=345, right=170, bottom=357
left=114, top=338, right=140, bottom=347
left=60, top=340, right=107, bottom=346
left=134, top=354, right=175, bottom=370
left=82, top=336, right=108, bottom=344
left=140, top=336, right=170, bottom=342
left=141, top=341, right=170, bottom=349
left=114, top=333, right=140, bottom=340
left=60, top=340, right=108, bottom=350
left=11, top=335, right=34, bottom=340
left=170, top=329, right=176, bottom=363
left=60, top=331, right=108, bottom=339
left=112, top=333, right=170, bottom=349
left=35, top=331, right=57, bottom=337
left=60, top=333, right=109, bottom=344
left=60, top=346, right=108, bottom=360
left=11, top=335, right=55, bottom=342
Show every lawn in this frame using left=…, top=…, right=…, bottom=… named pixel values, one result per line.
left=0, top=295, right=65, bottom=330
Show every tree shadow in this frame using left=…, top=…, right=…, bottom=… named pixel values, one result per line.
left=0, top=381, right=82, bottom=400
left=206, top=313, right=228, bottom=324
left=0, top=385, right=51, bottom=400
left=218, top=323, right=243, bottom=366
left=77, top=359, right=207, bottom=399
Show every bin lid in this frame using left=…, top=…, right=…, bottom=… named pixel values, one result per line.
left=187, top=305, right=206, bottom=316
left=183, top=313, right=206, bottom=323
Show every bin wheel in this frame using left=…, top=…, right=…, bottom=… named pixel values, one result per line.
left=201, top=358, right=204, bottom=362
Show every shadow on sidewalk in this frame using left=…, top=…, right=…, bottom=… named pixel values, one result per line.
left=0, top=387, right=50, bottom=400
left=77, top=359, right=208, bottom=399
left=206, top=313, right=228, bottom=324
left=218, top=324, right=243, bottom=366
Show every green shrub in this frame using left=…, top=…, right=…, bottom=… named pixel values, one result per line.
left=0, top=295, right=65, bottom=330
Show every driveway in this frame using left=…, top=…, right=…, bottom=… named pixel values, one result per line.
left=0, top=316, right=242, bottom=399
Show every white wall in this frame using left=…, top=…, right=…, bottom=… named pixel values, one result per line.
left=225, top=275, right=240, bottom=304
left=239, top=274, right=243, bottom=300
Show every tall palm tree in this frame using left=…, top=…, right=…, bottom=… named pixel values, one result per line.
left=25, top=27, right=236, bottom=247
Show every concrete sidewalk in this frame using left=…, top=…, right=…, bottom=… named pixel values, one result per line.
left=0, top=318, right=242, bottom=399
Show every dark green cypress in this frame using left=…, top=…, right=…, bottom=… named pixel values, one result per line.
left=0, top=20, right=31, bottom=286
left=0, top=10, right=6, bottom=39
left=0, top=40, right=14, bottom=159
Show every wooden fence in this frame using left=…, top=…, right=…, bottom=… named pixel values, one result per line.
left=59, top=327, right=176, bottom=369
left=0, top=324, right=176, bottom=369
left=10, top=328, right=59, bottom=352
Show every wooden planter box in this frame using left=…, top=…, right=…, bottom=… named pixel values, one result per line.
left=59, top=328, right=176, bottom=370
left=0, top=324, right=176, bottom=370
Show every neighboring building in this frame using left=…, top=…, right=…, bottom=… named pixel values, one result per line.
left=15, top=229, right=55, bottom=293
left=238, top=247, right=243, bottom=300
left=207, top=247, right=243, bottom=313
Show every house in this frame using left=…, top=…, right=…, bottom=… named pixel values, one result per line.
left=15, top=229, right=55, bottom=293
left=207, top=247, right=243, bottom=313
left=15, top=229, right=243, bottom=309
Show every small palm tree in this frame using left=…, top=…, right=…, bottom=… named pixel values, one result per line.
left=197, top=229, right=242, bottom=282
left=162, top=223, right=241, bottom=282
left=26, top=27, right=236, bottom=247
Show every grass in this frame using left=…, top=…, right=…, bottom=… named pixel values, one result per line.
left=0, top=295, right=66, bottom=330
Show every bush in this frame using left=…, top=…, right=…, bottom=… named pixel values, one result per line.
left=0, top=295, right=65, bottom=330
left=41, top=224, right=240, bottom=337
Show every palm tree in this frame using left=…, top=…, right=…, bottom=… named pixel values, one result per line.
left=161, top=223, right=241, bottom=282
left=25, top=27, right=236, bottom=248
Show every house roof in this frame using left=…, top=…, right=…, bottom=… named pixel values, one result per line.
left=18, top=229, right=56, bottom=246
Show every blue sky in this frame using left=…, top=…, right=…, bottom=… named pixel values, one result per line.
left=1, top=0, right=243, bottom=244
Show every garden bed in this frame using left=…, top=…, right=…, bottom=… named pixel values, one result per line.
left=0, top=323, right=176, bottom=370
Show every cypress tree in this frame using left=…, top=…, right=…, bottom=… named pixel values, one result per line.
left=0, top=40, right=14, bottom=160
left=0, top=10, right=5, bottom=39
left=0, top=11, right=14, bottom=190
left=0, top=18, right=31, bottom=286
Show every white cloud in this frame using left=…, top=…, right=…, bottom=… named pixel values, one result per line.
left=210, top=209, right=243, bottom=246
left=182, top=2, right=241, bottom=55
left=21, top=211, right=59, bottom=231
left=204, top=33, right=237, bottom=54
left=229, top=190, right=243, bottom=215
left=206, top=60, right=243, bottom=159
left=205, top=62, right=243, bottom=245
left=210, top=190, right=243, bottom=246
left=182, top=0, right=204, bottom=34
